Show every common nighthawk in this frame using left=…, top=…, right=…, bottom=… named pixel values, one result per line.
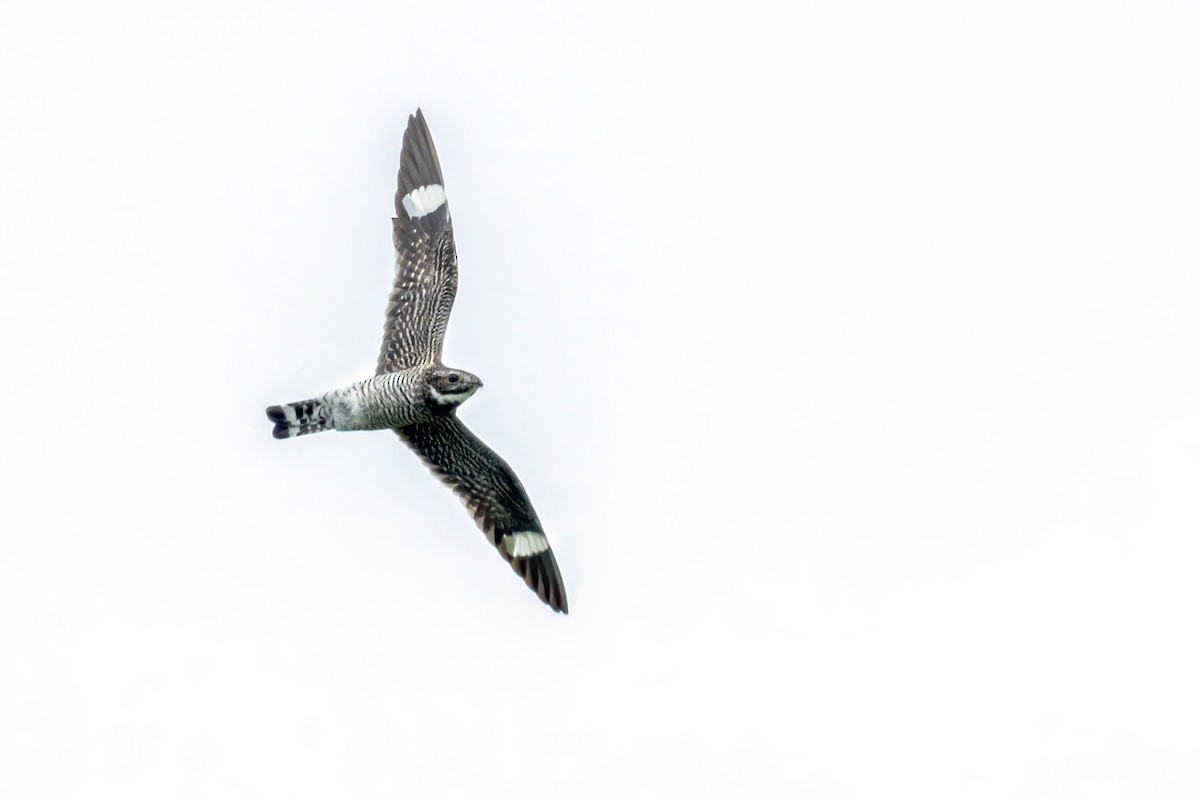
left=266, top=109, right=567, bottom=613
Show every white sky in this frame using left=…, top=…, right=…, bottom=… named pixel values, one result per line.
left=2, top=2, right=1199, bottom=798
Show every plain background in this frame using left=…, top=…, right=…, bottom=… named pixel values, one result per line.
left=2, top=2, right=1198, bottom=797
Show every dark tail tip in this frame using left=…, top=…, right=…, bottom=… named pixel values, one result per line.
left=267, top=405, right=293, bottom=438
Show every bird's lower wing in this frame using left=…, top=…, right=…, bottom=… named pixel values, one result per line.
left=395, top=414, right=568, bottom=613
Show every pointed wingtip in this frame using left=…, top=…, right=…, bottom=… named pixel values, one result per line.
left=396, top=107, right=445, bottom=217
left=513, top=550, right=569, bottom=614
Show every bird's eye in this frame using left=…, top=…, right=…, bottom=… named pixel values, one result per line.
left=448, top=374, right=459, bottom=383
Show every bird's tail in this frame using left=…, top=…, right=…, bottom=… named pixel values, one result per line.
left=266, top=398, right=333, bottom=439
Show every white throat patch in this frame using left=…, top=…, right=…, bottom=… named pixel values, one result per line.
left=428, top=386, right=472, bottom=406
left=402, top=184, right=447, bottom=218
left=503, top=530, right=550, bottom=558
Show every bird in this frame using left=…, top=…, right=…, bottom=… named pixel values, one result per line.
left=265, top=109, right=567, bottom=614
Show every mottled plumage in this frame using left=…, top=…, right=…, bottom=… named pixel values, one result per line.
left=379, top=113, right=457, bottom=373
left=266, top=109, right=567, bottom=614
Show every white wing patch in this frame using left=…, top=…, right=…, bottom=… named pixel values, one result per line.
left=503, top=530, right=550, bottom=558
left=401, top=184, right=447, bottom=218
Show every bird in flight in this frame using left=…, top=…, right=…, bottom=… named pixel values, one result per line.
left=266, top=109, right=567, bottom=613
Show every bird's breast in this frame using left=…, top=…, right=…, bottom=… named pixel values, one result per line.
left=331, top=370, right=432, bottom=431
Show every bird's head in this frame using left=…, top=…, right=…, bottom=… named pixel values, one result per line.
left=426, top=366, right=482, bottom=407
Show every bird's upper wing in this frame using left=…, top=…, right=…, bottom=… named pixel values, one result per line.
left=396, top=414, right=568, bottom=613
left=378, top=109, right=459, bottom=373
